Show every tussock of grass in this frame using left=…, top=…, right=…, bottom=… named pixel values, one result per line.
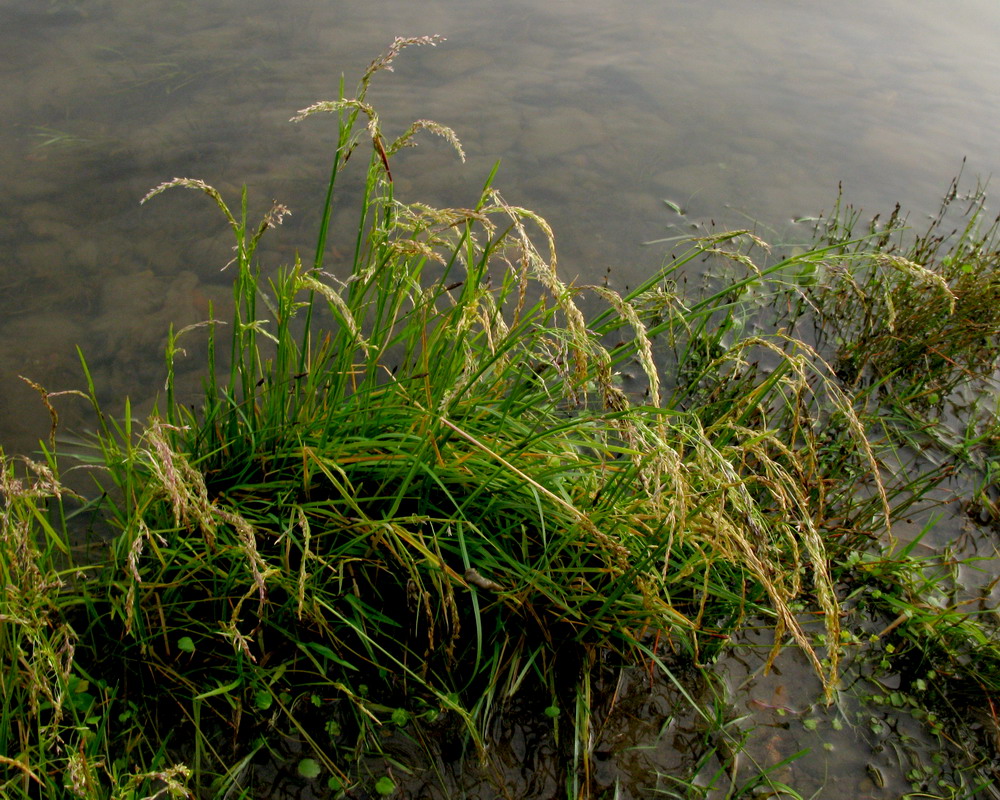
left=806, top=174, right=1000, bottom=406
left=2, top=38, right=1000, bottom=800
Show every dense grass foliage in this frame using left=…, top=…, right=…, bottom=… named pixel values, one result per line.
left=2, top=40, right=1000, bottom=799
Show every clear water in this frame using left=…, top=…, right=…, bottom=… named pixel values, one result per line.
left=3, top=0, right=998, bottom=795
left=4, top=0, right=1000, bottom=454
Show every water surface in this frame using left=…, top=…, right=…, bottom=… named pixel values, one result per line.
left=4, top=0, right=1000, bottom=454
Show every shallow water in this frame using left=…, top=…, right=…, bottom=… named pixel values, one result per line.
left=3, top=0, right=999, bottom=795
left=5, top=0, right=1000, bottom=454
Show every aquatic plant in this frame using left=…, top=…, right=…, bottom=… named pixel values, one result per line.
left=2, top=38, right=1000, bottom=800
left=111, top=35, right=860, bottom=789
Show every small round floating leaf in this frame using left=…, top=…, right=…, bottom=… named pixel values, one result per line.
left=375, top=776, right=395, bottom=796
left=391, top=707, right=409, bottom=726
left=297, top=758, right=322, bottom=779
left=177, top=636, right=196, bottom=653
left=544, top=705, right=560, bottom=718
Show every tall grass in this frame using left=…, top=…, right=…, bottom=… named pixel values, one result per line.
left=2, top=38, right=1000, bottom=799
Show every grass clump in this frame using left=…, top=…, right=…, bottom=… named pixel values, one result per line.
left=104, top=36, right=854, bottom=787
left=3, top=38, right=1000, bottom=800
left=0, top=451, right=193, bottom=799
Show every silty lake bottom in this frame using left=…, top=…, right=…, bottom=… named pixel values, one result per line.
left=6, top=0, right=1000, bottom=454
left=2, top=3, right=1000, bottom=799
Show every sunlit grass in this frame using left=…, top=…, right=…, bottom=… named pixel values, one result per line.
left=2, top=38, right=1000, bottom=800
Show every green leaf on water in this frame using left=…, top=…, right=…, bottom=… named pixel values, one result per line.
left=177, top=636, right=195, bottom=653
left=544, top=705, right=560, bottom=718
left=71, top=691, right=96, bottom=713
left=391, top=707, right=409, bottom=726
left=297, top=758, right=322, bottom=779
left=375, top=775, right=395, bottom=796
